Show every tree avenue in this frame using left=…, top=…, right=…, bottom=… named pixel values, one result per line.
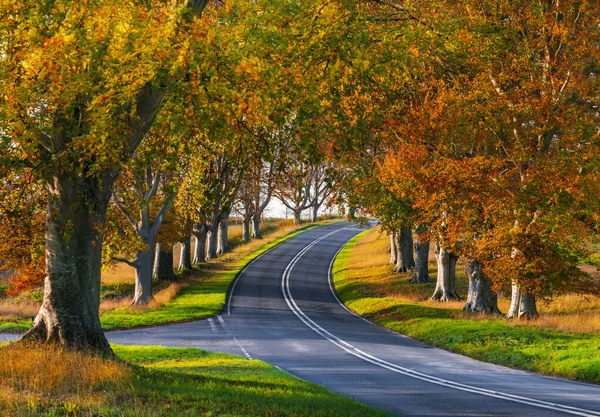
left=0, top=0, right=599, bottom=357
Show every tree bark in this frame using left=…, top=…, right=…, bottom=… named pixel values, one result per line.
left=463, top=261, right=501, bottom=314
left=410, top=239, right=431, bottom=284
left=506, top=284, right=539, bottom=319
left=132, top=242, right=155, bottom=305
left=153, top=243, right=176, bottom=281
left=293, top=210, right=302, bottom=225
left=242, top=219, right=251, bottom=243
left=192, top=225, right=207, bottom=264
left=178, top=236, right=192, bottom=270
left=430, top=243, right=460, bottom=301
left=251, top=216, right=261, bottom=239
left=217, top=217, right=229, bottom=255
left=311, top=204, right=320, bottom=223
left=21, top=177, right=113, bottom=355
left=394, top=228, right=415, bottom=272
left=389, top=232, right=398, bottom=265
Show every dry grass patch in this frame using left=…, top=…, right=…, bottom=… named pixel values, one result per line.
left=0, top=344, right=131, bottom=415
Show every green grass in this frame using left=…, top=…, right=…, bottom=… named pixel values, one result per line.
left=1, top=344, right=392, bottom=417
left=333, top=230, right=600, bottom=384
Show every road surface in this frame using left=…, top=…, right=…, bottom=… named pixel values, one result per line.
left=3, top=222, right=600, bottom=417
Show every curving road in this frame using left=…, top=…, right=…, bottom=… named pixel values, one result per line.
left=4, top=222, right=600, bottom=416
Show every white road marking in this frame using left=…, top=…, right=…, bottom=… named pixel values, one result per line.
left=227, top=235, right=290, bottom=316
left=281, top=229, right=600, bottom=417
left=207, top=318, right=217, bottom=332
left=218, top=315, right=253, bottom=360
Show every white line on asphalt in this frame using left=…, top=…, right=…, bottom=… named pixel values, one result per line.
left=226, top=232, right=297, bottom=316
left=217, top=315, right=253, bottom=360
left=281, top=230, right=600, bottom=417
left=208, top=318, right=217, bottom=332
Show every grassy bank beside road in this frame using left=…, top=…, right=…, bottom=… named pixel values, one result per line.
left=332, top=227, right=600, bottom=383
left=0, top=343, right=392, bottom=417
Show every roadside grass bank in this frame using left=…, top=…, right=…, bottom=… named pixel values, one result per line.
left=0, top=218, right=339, bottom=333
left=0, top=343, right=392, bottom=417
left=332, top=226, right=600, bottom=383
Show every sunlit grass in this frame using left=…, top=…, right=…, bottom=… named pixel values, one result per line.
left=0, top=343, right=391, bottom=417
left=333, top=226, right=600, bottom=383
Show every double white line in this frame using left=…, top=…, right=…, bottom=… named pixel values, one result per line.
left=281, top=229, right=600, bottom=417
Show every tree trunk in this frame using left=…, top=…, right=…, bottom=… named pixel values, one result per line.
left=463, top=261, right=501, bottom=314
left=430, top=243, right=460, bottom=301
left=192, top=225, right=207, bottom=264
left=506, top=284, right=539, bottom=319
left=293, top=209, right=302, bottom=225
left=206, top=228, right=218, bottom=260
left=217, top=219, right=229, bottom=255
left=154, top=243, right=176, bottom=281
left=242, top=219, right=251, bottom=243
left=21, top=177, right=113, bottom=355
left=178, top=236, right=192, bottom=270
left=389, top=232, right=398, bottom=265
left=394, top=228, right=415, bottom=272
left=132, top=242, right=155, bottom=305
left=410, top=240, right=431, bottom=284
left=251, top=216, right=261, bottom=239
left=311, top=204, right=320, bottom=223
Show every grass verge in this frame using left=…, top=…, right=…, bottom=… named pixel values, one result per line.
left=332, top=227, right=600, bottom=384
left=0, top=343, right=391, bottom=417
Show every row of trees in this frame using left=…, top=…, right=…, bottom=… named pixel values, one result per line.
left=0, top=0, right=358, bottom=354
left=338, top=1, right=600, bottom=318
left=1, top=0, right=598, bottom=355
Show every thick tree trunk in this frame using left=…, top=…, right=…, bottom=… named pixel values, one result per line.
left=410, top=240, right=431, bottom=283
left=463, top=261, right=501, bottom=314
left=506, top=284, right=539, bottom=319
left=217, top=219, right=229, bottom=255
left=21, top=178, right=113, bottom=355
left=430, top=243, right=460, bottom=301
left=153, top=243, right=176, bottom=281
left=293, top=210, right=302, bottom=225
left=132, top=243, right=155, bottom=305
left=178, top=236, right=192, bottom=270
left=192, top=226, right=207, bottom=264
left=311, top=204, right=320, bottom=223
left=251, top=216, right=261, bottom=239
left=242, top=219, right=251, bottom=243
left=389, top=232, right=398, bottom=265
left=394, top=228, right=415, bottom=272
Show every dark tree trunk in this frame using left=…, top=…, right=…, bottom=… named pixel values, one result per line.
left=311, top=204, right=320, bottom=223
left=430, top=243, right=460, bottom=301
left=178, top=236, right=192, bottom=270
left=154, top=243, right=176, bottom=281
left=242, top=219, right=251, bottom=243
left=389, top=232, right=398, bottom=265
left=293, top=209, right=302, bottom=225
left=251, top=216, right=261, bottom=239
left=217, top=218, right=229, bottom=255
left=21, top=175, right=113, bottom=355
left=410, top=239, right=431, bottom=284
left=394, top=228, right=415, bottom=272
left=506, top=284, right=539, bottom=319
left=192, top=225, right=207, bottom=264
left=463, top=261, right=501, bottom=314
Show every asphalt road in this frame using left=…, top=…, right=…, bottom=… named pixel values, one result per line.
left=4, top=222, right=600, bottom=416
